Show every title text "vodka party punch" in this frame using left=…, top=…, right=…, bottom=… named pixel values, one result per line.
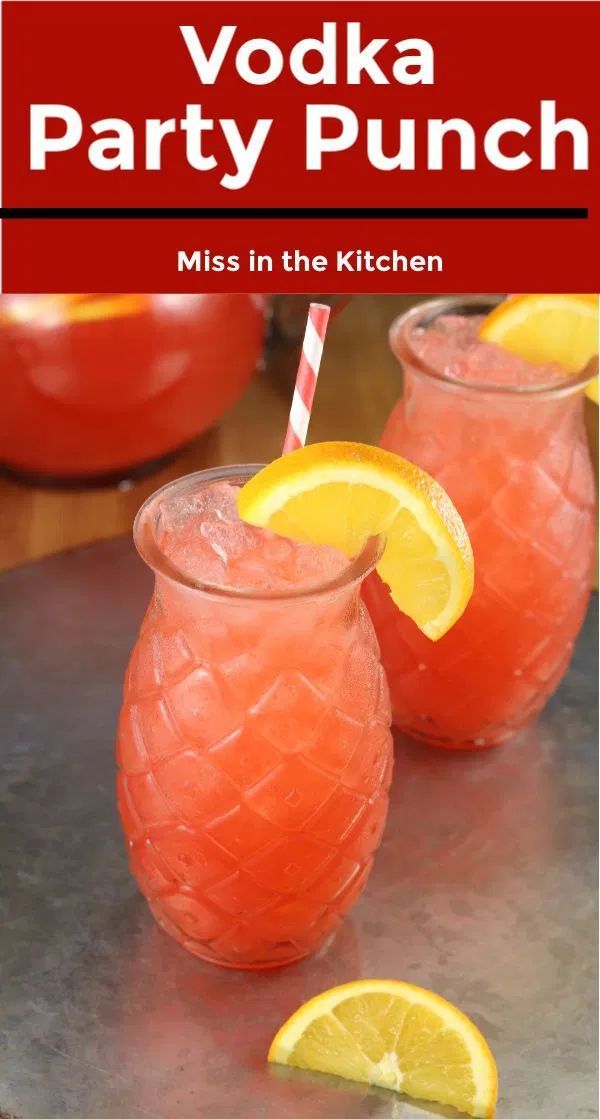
left=29, top=23, right=589, bottom=189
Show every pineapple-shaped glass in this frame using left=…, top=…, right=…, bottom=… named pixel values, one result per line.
left=364, top=297, right=595, bottom=749
left=116, top=467, right=393, bottom=969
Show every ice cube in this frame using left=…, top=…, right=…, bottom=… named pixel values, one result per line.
left=227, top=550, right=276, bottom=589
left=204, top=482, right=240, bottom=522
left=412, top=314, right=565, bottom=387
left=162, top=532, right=228, bottom=585
left=155, top=482, right=249, bottom=584
left=290, top=542, right=348, bottom=588
left=258, top=534, right=296, bottom=564
left=158, top=482, right=241, bottom=539
left=200, top=518, right=259, bottom=565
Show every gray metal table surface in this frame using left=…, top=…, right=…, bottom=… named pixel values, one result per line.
left=0, top=538, right=597, bottom=1119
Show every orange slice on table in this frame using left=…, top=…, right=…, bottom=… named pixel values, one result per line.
left=479, top=293, right=599, bottom=403
left=237, top=442, right=474, bottom=640
left=269, top=979, right=498, bottom=1119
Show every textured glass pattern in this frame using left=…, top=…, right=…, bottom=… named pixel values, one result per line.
left=117, top=589, right=393, bottom=968
left=365, top=373, right=595, bottom=748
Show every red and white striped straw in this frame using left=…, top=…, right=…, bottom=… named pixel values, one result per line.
left=282, top=302, right=331, bottom=455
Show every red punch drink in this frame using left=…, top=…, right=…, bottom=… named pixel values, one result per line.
left=0, top=294, right=265, bottom=482
left=364, top=297, right=596, bottom=749
left=117, top=467, right=392, bottom=968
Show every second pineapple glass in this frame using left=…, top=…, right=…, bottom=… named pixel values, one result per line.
left=364, top=297, right=596, bottom=749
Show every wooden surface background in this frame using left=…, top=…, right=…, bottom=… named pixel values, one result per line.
left=1, top=293, right=597, bottom=576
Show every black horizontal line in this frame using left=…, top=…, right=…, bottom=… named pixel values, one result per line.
left=0, top=206, right=588, bottom=220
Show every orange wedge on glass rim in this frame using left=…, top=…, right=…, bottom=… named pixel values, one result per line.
left=268, top=979, right=498, bottom=1118
left=237, top=441, right=474, bottom=640
left=479, top=293, right=599, bottom=403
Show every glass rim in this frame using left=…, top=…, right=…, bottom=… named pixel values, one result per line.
left=390, top=295, right=597, bottom=399
left=133, top=464, right=384, bottom=601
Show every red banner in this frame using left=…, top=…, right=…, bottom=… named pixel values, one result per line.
left=2, top=1, right=598, bottom=291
